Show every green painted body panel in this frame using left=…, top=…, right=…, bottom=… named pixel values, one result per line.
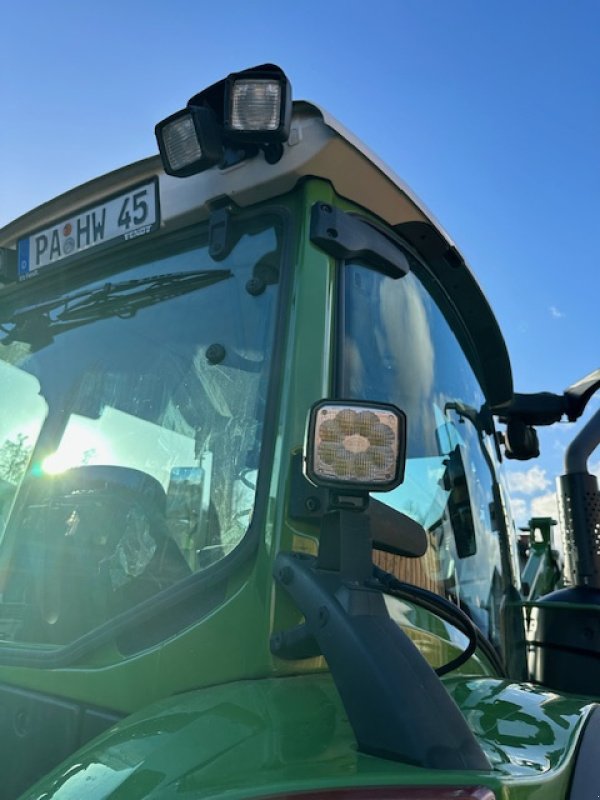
left=0, top=558, right=267, bottom=713
left=19, top=674, right=593, bottom=800
left=0, top=180, right=595, bottom=799
left=0, top=184, right=337, bottom=712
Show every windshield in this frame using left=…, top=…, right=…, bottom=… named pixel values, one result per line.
left=0, top=211, right=283, bottom=647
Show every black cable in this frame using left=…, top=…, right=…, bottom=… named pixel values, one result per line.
left=372, top=565, right=505, bottom=677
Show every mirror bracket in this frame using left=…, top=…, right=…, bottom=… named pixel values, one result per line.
left=271, top=507, right=489, bottom=770
left=288, top=453, right=427, bottom=558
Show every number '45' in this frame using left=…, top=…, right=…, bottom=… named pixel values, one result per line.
left=118, top=191, right=148, bottom=229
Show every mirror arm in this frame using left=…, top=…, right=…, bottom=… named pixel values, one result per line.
left=493, top=368, right=600, bottom=427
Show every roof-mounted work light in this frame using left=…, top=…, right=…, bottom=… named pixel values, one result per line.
left=156, top=107, right=223, bottom=178
left=155, top=64, right=292, bottom=177
left=305, top=401, right=406, bottom=493
left=224, top=65, right=292, bottom=145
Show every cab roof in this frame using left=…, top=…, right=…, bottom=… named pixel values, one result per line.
left=0, top=100, right=513, bottom=406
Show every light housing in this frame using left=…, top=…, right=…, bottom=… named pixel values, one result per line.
left=156, top=64, right=292, bottom=176
left=224, top=64, right=292, bottom=144
left=155, top=106, right=223, bottom=178
left=305, top=400, right=406, bottom=492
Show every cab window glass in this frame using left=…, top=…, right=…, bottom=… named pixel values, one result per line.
left=340, top=261, right=503, bottom=647
left=0, top=213, right=282, bottom=647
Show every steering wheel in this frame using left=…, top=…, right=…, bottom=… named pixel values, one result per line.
left=16, top=466, right=190, bottom=644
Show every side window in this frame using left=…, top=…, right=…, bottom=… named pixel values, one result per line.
left=339, top=261, right=504, bottom=647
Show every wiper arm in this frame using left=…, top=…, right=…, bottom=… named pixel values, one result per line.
left=57, top=269, right=232, bottom=322
left=1, top=269, right=232, bottom=345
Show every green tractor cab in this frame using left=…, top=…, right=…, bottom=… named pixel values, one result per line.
left=0, top=64, right=598, bottom=800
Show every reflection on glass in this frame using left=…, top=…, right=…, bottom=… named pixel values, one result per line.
left=341, top=260, right=504, bottom=647
left=0, top=214, right=282, bottom=646
left=0, top=363, right=47, bottom=543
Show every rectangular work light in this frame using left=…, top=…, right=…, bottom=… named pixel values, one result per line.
left=305, top=401, right=406, bottom=492
left=224, top=66, right=292, bottom=143
left=155, top=106, right=223, bottom=178
left=156, top=64, right=292, bottom=176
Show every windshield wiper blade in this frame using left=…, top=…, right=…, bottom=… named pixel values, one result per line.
left=1, top=270, right=232, bottom=345
left=56, top=269, right=232, bottom=322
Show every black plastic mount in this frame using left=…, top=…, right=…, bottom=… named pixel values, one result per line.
left=271, top=509, right=490, bottom=771
left=289, top=453, right=426, bottom=558
left=493, top=369, right=600, bottom=461
left=501, top=418, right=540, bottom=461
left=208, top=205, right=244, bottom=261
left=494, top=369, right=600, bottom=427
left=310, top=203, right=410, bottom=279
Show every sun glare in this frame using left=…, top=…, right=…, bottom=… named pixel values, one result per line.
left=41, top=421, right=111, bottom=475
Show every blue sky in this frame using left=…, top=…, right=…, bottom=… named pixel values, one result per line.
left=1, top=0, right=598, bottom=528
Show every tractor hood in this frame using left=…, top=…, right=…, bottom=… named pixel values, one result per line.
left=21, top=674, right=594, bottom=799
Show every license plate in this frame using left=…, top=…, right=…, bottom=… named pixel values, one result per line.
left=17, top=179, right=159, bottom=279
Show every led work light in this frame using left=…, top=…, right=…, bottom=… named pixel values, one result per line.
left=305, top=401, right=406, bottom=492
left=156, top=107, right=223, bottom=178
